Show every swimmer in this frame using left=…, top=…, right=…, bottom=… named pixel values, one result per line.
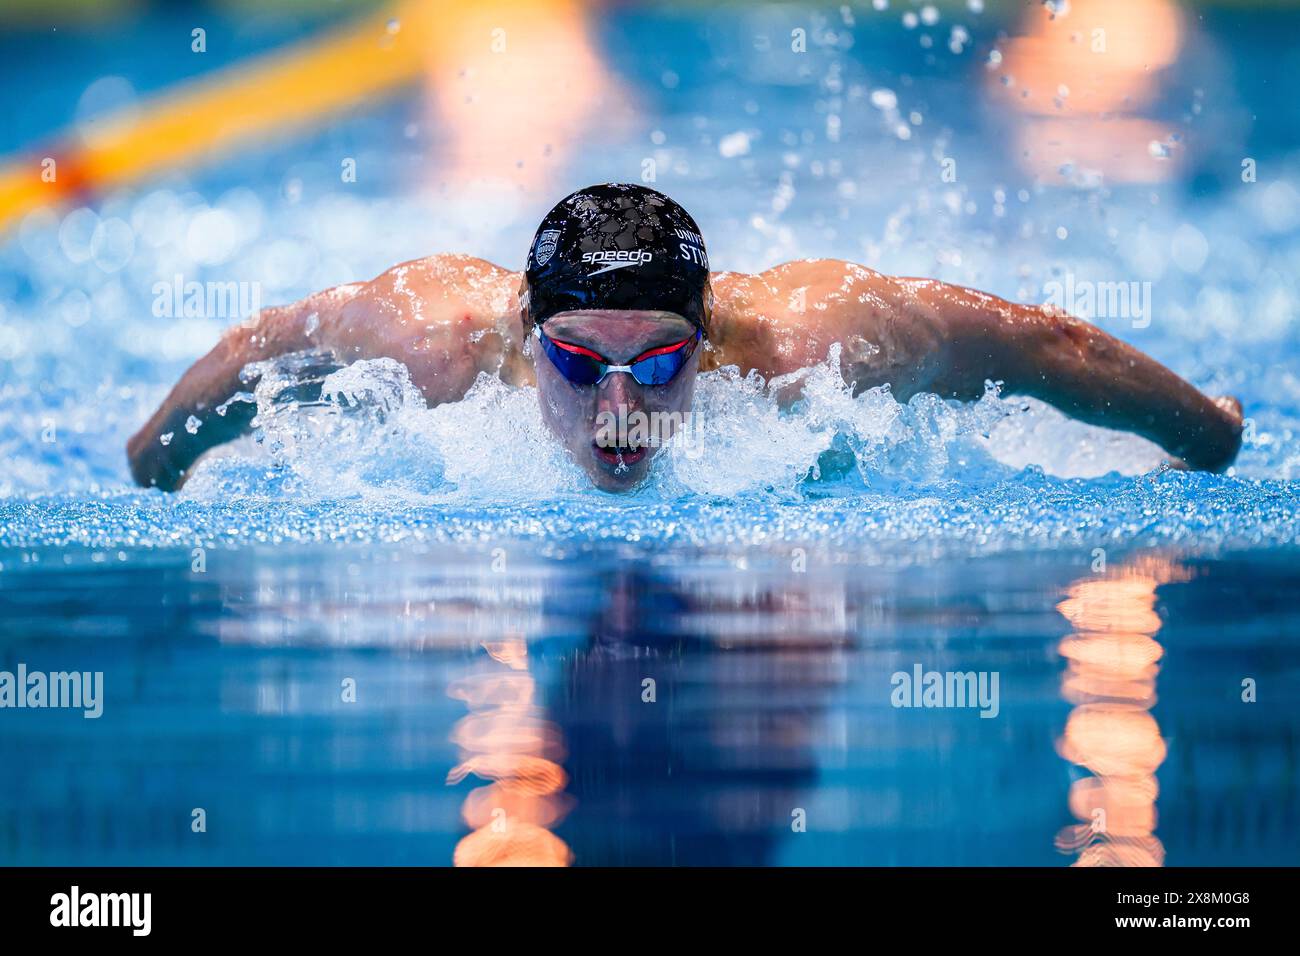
left=128, top=183, right=1244, bottom=492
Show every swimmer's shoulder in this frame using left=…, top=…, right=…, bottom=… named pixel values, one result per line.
left=348, top=253, right=521, bottom=326
left=706, top=259, right=898, bottom=373
left=709, top=258, right=889, bottom=327
left=706, top=264, right=826, bottom=370
left=706, top=270, right=762, bottom=363
left=760, top=257, right=888, bottom=292
left=368, top=253, right=518, bottom=300
left=713, top=258, right=886, bottom=297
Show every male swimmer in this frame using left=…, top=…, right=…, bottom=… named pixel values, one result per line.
left=128, top=183, right=1243, bottom=492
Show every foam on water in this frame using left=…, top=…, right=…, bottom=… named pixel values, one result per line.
left=182, top=342, right=1023, bottom=503
left=2, top=341, right=1297, bottom=557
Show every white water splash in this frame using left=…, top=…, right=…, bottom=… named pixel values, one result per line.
left=174, top=343, right=1166, bottom=504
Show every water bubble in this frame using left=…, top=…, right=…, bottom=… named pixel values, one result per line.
left=74, top=76, right=139, bottom=145
left=1258, top=181, right=1300, bottom=233
left=160, top=432, right=174, bottom=447
left=18, top=208, right=61, bottom=261
left=185, top=415, right=202, bottom=435
left=185, top=208, right=240, bottom=265
left=0, top=306, right=25, bottom=361
left=1170, top=224, right=1209, bottom=274
left=259, top=239, right=316, bottom=295
left=217, top=187, right=265, bottom=246
left=59, top=289, right=92, bottom=328
left=718, top=131, right=751, bottom=158
left=131, top=190, right=184, bottom=248
left=59, top=208, right=100, bottom=263
left=91, top=217, right=135, bottom=272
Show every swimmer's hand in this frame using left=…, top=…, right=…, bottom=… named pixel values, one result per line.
left=1201, top=395, right=1245, bottom=471
left=1183, top=394, right=1244, bottom=472
left=1212, top=394, right=1244, bottom=421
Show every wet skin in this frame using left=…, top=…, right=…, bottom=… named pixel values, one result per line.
left=127, top=253, right=1245, bottom=491
left=533, top=311, right=699, bottom=491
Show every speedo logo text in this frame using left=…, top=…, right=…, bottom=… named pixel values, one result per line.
left=583, top=249, right=653, bottom=275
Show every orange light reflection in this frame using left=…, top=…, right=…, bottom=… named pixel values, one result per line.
left=991, top=0, right=1186, bottom=184
left=1053, top=555, right=1190, bottom=866
left=447, top=635, right=575, bottom=866
left=414, top=0, right=631, bottom=194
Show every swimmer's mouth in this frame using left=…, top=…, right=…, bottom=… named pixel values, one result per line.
left=592, top=441, right=648, bottom=466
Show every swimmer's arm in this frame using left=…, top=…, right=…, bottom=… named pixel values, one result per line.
left=721, top=261, right=1242, bottom=471
left=126, top=254, right=524, bottom=490
left=125, top=285, right=360, bottom=491
left=901, top=278, right=1244, bottom=471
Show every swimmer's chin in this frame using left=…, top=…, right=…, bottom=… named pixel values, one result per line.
left=584, top=441, right=655, bottom=491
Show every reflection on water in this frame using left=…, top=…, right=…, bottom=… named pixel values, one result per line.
left=541, top=564, right=850, bottom=865
left=438, top=562, right=851, bottom=866
left=448, top=634, right=574, bottom=866
left=1054, top=555, right=1189, bottom=866
left=0, top=544, right=1296, bottom=866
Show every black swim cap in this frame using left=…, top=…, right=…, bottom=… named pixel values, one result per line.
left=523, top=183, right=712, bottom=336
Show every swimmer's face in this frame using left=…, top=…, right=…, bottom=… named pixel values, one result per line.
left=532, top=310, right=700, bottom=492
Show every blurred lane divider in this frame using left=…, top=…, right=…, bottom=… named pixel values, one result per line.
left=0, top=1, right=438, bottom=234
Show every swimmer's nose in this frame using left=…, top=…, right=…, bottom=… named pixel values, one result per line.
left=596, top=370, right=642, bottom=416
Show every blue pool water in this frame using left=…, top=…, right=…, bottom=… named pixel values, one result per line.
left=1, top=1, right=1299, bottom=865
left=1, top=544, right=1296, bottom=866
